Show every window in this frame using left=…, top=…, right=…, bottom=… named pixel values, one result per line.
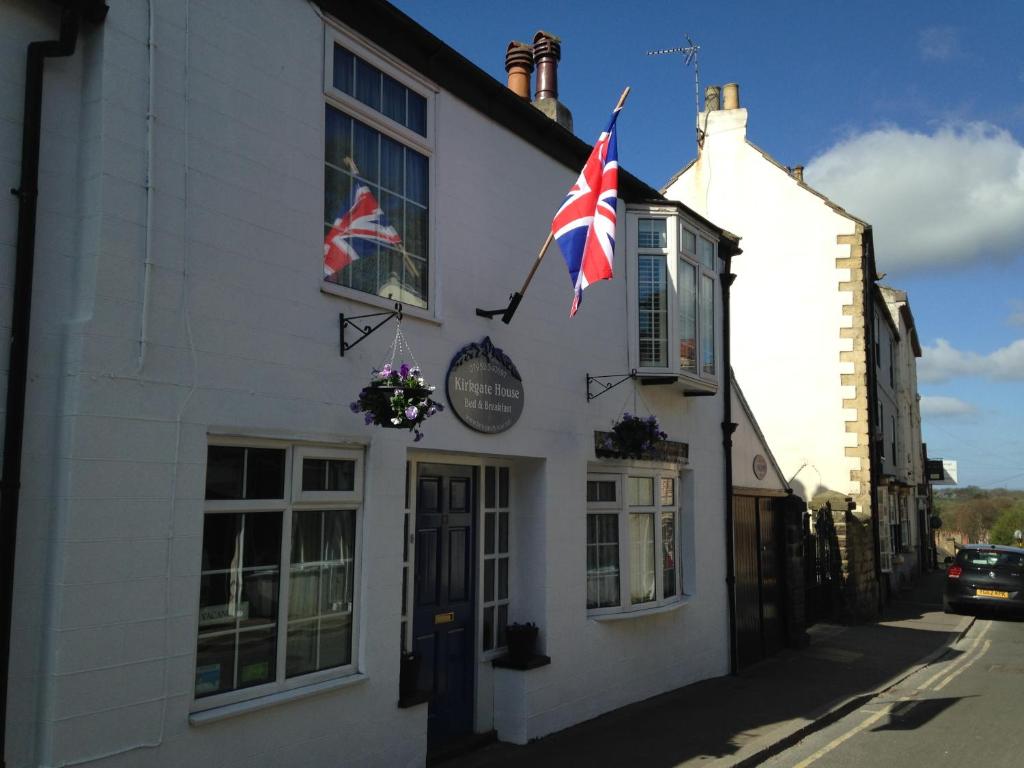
left=481, top=465, right=511, bottom=652
left=630, top=211, right=718, bottom=389
left=877, top=489, right=893, bottom=573
left=195, top=443, right=363, bottom=709
left=586, top=468, right=683, bottom=615
left=324, top=38, right=431, bottom=309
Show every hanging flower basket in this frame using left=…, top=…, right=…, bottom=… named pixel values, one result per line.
left=350, top=362, right=444, bottom=442
left=598, top=412, right=668, bottom=460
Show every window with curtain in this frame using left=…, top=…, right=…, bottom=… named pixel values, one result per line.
left=586, top=468, right=682, bottom=615
left=195, top=444, right=363, bottom=710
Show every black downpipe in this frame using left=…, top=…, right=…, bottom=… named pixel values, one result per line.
left=863, top=235, right=884, bottom=614
left=721, top=259, right=738, bottom=674
left=2, top=8, right=92, bottom=766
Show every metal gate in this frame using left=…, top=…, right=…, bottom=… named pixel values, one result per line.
left=803, top=506, right=840, bottom=625
left=733, top=495, right=786, bottom=669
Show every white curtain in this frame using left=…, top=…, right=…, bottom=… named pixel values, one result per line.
left=630, top=513, right=656, bottom=604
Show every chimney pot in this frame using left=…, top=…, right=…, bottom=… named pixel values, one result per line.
left=704, top=85, right=721, bottom=112
left=792, top=165, right=804, bottom=182
left=722, top=82, right=740, bottom=110
left=532, top=30, right=562, bottom=101
left=505, top=41, right=534, bottom=100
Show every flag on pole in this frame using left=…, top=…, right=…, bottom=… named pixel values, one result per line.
left=324, top=184, right=402, bottom=277
left=550, top=106, right=621, bottom=316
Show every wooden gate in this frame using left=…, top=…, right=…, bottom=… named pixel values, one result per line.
left=733, top=494, right=786, bottom=669
left=803, top=506, right=840, bottom=625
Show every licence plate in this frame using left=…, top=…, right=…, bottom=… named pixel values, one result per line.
left=976, top=589, right=1009, bottom=598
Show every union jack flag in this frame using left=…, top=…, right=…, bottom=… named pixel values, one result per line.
left=551, top=106, right=621, bottom=316
left=324, top=184, right=402, bottom=277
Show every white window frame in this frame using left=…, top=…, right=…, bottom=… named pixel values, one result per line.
left=586, top=462, right=685, bottom=618
left=321, top=25, right=438, bottom=319
left=626, top=208, right=719, bottom=392
left=193, top=440, right=365, bottom=714
left=480, top=461, right=513, bottom=659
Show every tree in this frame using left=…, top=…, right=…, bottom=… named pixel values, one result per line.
left=988, top=505, right=1024, bottom=546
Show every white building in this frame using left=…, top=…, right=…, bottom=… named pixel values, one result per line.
left=663, top=84, right=924, bottom=614
left=875, top=285, right=925, bottom=585
left=2, top=1, right=741, bottom=765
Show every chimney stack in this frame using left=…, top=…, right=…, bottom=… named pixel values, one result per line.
left=530, top=31, right=573, bottom=131
left=504, top=41, right=534, bottom=100
left=791, top=165, right=804, bottom=182
left=704, top=85, right=721, bottom=112
left=722, top=82, right=740, bottom=110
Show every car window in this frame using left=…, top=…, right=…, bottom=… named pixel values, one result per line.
left=956, top=550, right=1024, bottom=567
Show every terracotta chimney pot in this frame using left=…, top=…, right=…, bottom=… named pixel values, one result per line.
left=504, top=41, right=534, bottom=100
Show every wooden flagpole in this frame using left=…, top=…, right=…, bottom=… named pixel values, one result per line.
left=477, top=86, right=631, bottom=325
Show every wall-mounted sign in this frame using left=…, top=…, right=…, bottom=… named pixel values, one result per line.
left=752, top=454, right=768, bottom=480
left=446, top=337, right=524, bottom=434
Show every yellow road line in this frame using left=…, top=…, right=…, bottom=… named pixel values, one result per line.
left=934, top=638, right=991, bottom=691
left=918, top=619, right=991, bottom=690
left=790, top=696, right=913, bottom=768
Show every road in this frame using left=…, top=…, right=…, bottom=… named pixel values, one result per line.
left=762, top=612, right=1024, bottom=768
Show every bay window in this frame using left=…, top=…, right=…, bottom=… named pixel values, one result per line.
left=630, top=210, right=719, bottom=390
left=586, top=466, right=683, bottom=615
left=195, top=442, right=363, bottom=710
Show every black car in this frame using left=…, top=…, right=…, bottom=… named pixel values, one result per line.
left=944, top=544, right=1024, bottom=615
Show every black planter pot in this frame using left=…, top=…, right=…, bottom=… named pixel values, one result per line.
left=399, top=652, right=421, bottom=698
left=505, top=623, right=538, bottom=665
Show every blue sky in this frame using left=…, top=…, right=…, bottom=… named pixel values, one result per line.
left=391, top=0, right=1024, bottom=489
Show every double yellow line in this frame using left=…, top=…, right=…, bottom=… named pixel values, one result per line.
left=791, top=620, right=992, bottom=768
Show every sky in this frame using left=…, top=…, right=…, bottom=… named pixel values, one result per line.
left=390, top=0, right=1024, bottom=489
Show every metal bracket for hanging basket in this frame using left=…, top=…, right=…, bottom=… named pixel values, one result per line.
left=339, top=301, right=402, bottom=357
left=586, top=370, right=638, bottom=402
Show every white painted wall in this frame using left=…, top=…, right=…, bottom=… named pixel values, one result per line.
left=731, top=379, right=788, bottom=492
left=665, top=108, right=861, bottom=505
left=2, top=1, right=731, bottom=765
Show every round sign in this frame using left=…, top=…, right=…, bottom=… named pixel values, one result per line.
left=752, top=454, right=768, bottom=480
left=446, top=337, right=524, bottom=434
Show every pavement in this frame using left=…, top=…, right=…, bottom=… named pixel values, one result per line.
left=440, top=568, right=971, bottom=768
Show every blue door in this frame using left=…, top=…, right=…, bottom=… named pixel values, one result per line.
left=412, top=464, right=476, bottom=750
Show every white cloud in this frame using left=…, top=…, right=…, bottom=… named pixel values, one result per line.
left=804, top=122, right=1024, bottom=273
left=920, top=396, right=976, bottom=418
left=918, top=26, right=959, bottom=62
left=919, top=337, right=1024, bottom=383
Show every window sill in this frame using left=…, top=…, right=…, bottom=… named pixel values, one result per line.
left=189, top=673, right=369, bottom=726
left=589, top=595, right=692, bottom=622
left=320, top=282, right=441, bottom=326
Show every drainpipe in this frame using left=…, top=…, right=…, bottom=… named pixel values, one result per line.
left=721, top=249, right=738, bottom=674
left=862, top=230, right=884, bottom=614
left=1, top=4, right=107, bottom=765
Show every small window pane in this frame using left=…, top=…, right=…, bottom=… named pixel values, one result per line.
left=484, top=512, right=495, bottom=556
left=498, top=512, right=509, bottom=554
left=679, top=260, right=697, bottom=373
left=352, top=121, right=379, bottom=185
left=408, top=91, right=427, bottom=136
left=496, top=604, right=508, bottom=648
left=245, top=448, right=286, bottom=500
left=382, top=73, right=406, bottom=125
left=498, top=558, right=508, bottom=600
left=483, top=605, right=494, bottom=651
left=354, top=57, right=381, bottom=111
left=406, top=151, right=428, bottom=206
left=332, top=44, right=354, bottom=94
left=325, top=106, right=352, bottom=170
left=587, top=480, right=616, bottom=503
left=484, top=467, right=496, bottom=509
left=380, top=135, right=404, bottom=194
left=701, top=274, right=716, bottom=376
left=638, top=218, right=667, bottom=249
left=698, top=235, right=716, bottom=269
left=499, top=467, right=510, bottom=508
left=484, top=559, right=495, bottom=602
left=638, top=254, right=668, bottom=367
left=681, top=228, right=696, bottom=254
left=205, top=446, right=244, bottom=500
left=301, top=458, right=356, bottom=493
left=629, top=513, right=656, bottom=605
left=586, top=513, right=620, bottom=609
left=627, top=476, right=654, bottom=507
left=660, top=477, right=675, bottom=507
left=662, top=510, right=677, bottom=599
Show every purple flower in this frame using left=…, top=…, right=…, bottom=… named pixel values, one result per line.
left=380, top=363, right=392, bottom=378
left=400, top=363, right=410, bottom=378
left=413, top=429, right=424, bottom=442
left=364, top=413, right=374, bottom=425
left=349, top=402, right=360, bottom=413
left=405, top=405, right=419, bottom=420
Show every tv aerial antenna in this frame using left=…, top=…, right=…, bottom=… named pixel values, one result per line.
left=647, top=35, right=704, bottom=149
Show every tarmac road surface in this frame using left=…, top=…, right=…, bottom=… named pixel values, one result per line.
left=761, top=612, right=1024, bottom=768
